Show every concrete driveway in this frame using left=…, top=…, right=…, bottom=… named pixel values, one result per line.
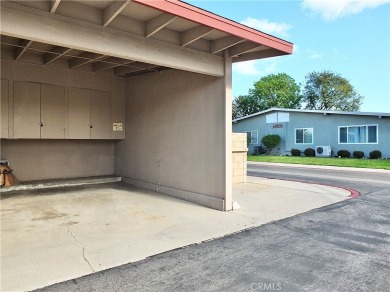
left=1, top=178, right=350, bottom=291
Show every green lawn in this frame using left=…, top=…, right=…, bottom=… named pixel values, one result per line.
left=248, top=155, right=390, bottom=170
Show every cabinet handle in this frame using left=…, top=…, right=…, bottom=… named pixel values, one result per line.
left=90, top=125, right=93, bottom=129
left=40, top=123, right=43, bottom=127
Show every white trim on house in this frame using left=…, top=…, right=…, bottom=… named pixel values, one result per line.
left=233, top=108, right=390, bottom=123
left=338, top=124, right=379, bottom=144
left=294, top=127, right=314, bottom=145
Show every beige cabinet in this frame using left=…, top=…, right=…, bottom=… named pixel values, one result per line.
left=13, top=81, right=65, bottom=139
left=1, top=80, right=9, bottom=138
left=41, top=84, right=66, bottom=139
left=68, top=88, right=90, bottom=139
left=68, top=88, right=111, bottom=139
left=5, top=81, right=118, bottom=140
left=90, top=89, right=111, bottom=139
left=13, top=81, right=41, bottom=138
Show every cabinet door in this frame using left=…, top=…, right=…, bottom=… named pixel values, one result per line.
left=90, top=89, right=111, bottom=139
left=68, top=87, right=90, bottom=139
left=13, top=81, right=41, bottom=138
left=41, top=84, right=65, bottom=139
left=1, top=80, right=9, bottom=138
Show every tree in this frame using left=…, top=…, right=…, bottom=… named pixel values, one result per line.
left=232, top=95, right=260, bottom=119
left=232, top=73, right=302, bottom=119
left=302, top=70, right=363, bottom=111
left=261, top=134, right=281, bottom=153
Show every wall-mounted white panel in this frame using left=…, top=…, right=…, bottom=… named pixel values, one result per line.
left=278, top=112, right=290, bottom=122
left=266, top=113, right=277, bottom=123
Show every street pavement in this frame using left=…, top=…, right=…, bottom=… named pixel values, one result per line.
left=36, top=164, right=390, bottom=292
left=247, top=161, right=390, bottom=195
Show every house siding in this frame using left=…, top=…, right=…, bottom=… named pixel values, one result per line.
left=233, top=111, right=390, bottom=158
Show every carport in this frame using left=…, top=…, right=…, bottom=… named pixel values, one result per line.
left=0, top=0, right=293, bottom=211
left=1, top=178, right=350, bottom=291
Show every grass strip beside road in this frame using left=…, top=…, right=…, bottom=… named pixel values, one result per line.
left=248, top=155, right=390, bottom=170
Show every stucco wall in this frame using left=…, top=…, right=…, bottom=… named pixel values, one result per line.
left=233, top=111, right=390, bottom=157
left=0, top=139, right=114, bottom=181
left=115, top=69, right=228, bottom=210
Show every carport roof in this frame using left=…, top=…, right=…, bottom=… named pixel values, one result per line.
left=134, top=0, right=293, bottom=59
left=1, top=0, right=293, bottom=77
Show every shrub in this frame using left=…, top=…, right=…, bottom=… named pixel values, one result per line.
left=291, top=148, right=301, bottom=156
left=337, top=149, right=351, bottom=158
left=261, top=134, right=281, bottom=153
left=353, top=151, right=364, bottom=159
left=304, top=148, right=315, bottom=157
left=369, top=150, right=382, bottom=159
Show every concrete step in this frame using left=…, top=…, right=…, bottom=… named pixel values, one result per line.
left=0, top=176, right=122, bottom=193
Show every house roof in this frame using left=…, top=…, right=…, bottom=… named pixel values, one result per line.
left=1, top=0, right=293, bottom=77
left=233, top=108, right=390, bottom=123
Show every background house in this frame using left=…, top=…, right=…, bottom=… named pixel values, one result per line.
left=233, top=108, right=390, bottom=158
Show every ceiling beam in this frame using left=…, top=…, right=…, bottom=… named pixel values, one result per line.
left=14, top=39, right=33, bottom=61
left=229, top=42, right=264, bottom=57
left=2, top=3, right=224, bottom=76
left=211, top=36, right=244, bottom=54
left=145, top=14, right=177, bottom=38
left=232, top=49, right=286, bottom=63
left=114, top=63, right=159, bottom=76
left=50, top=0, right=62, bottom=13
left=180, top=26, right=214, bottom=47
left=93, top=58, right=135, bottom=72
left=43, top=46, right=72, bottom=65
left=103, top=0, right=131, bottom=27
left=69, top=53, right=106, bottom=69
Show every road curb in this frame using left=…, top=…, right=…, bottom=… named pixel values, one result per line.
left=262, top=177, right=360, bottom=199
left=247, top=161, right=390, bottom=173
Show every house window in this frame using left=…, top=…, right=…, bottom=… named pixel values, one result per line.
left=266, top=112, right=289, bottom=123
left=339, top=125, right=378, bottom=144
left=245, top=130, right=258, bottom=144
left=295, top=128, right=313, bottom=144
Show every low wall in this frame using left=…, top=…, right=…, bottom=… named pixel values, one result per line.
left=232, top=133, right=247, bottom=184
left=0, top=139, right=114, bottom=181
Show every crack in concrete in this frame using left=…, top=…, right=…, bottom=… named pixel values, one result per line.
left=66, top=225, right=96, bottom=273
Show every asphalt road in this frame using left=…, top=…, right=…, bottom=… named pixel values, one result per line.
left=247, top=162, right=390, bottom=195
left=37, top=165, right=390, bottom=292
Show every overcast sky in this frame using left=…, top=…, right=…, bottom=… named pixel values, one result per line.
left=185, top=0, right=390, bottom=112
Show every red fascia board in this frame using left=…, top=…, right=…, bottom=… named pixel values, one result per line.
left=132, top=0, right=293, bottom=54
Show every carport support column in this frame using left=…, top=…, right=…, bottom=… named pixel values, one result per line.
left=224, top=50, right=233, bottom=211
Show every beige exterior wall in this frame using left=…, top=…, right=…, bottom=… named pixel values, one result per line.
left=115, top=69, right=229, bottom=210
left=0, top=139, right=114, bottom=181
left=232, top=133, right=247, bottom=184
